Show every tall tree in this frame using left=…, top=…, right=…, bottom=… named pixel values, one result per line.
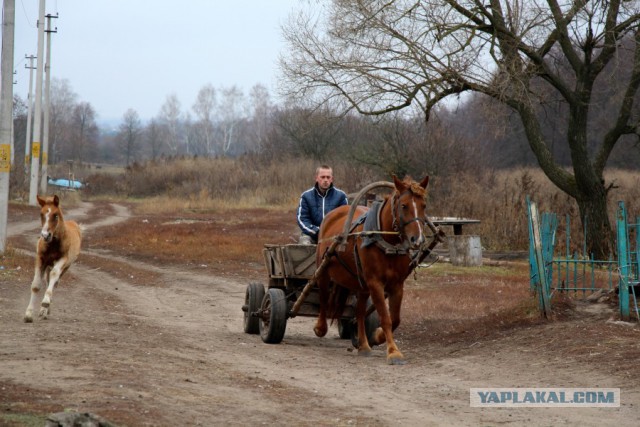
left=216, top=85, right=246, bottom=155
left=159, top=94, right=183, bottom=154
left=49, top=78, right=78, bottom=164
left=274, top=104, right=344, bottom=160
left=281, top=0, right=640, bottom=258
left=247, top=83, right=273, bottom=153
left=192, top=84, right=216, bottom=156
left=118, top=109, right=142, bottom=165
left=69, top=102, right=98, bottom=164
left=145, top=118, right=164, bottom=160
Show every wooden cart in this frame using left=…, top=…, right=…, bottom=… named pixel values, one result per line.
left=242, top=243, right=380, bottom=345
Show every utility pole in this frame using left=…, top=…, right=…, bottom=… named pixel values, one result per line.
left=28, top=0, right=45, bottom=206
left=24, top=54, right=36, bottom=173
left=0, top=0, right=16, bottom=253
left=39, top=13, right=57, bottom=194
left=10, top=70, right=16, bottom=166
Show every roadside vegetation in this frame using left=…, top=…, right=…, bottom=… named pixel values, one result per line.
left=53, top=157, right=640, bottom=254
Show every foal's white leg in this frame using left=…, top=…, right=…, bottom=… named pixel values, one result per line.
left=24, top=266, right=45, bottom=323
left=39, top=258, right=67, bottom=319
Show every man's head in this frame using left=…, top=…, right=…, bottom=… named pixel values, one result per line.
left=315, top=165, right=334, bottom=193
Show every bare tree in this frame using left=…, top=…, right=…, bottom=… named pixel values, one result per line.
left=274, top=104, right=344, bottom=160
left=118, top=109, right=142, bottom=165
left=49, top=78, right=78, bottom=164
left=68, top=102, right=98, bottom=164
left=192, top=84, right=216, bottom=156
left=158, top=94, right=183, bottom=154
left=145, top=118, right=164, bottom=160
left=215, top=85, right=247, bottom=155
left=247, top=83, right=273, bottom=153
left=281, top=0, right=640, bottom=258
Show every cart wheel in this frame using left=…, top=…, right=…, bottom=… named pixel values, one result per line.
left=351, top=300, right=380, bottom=348
left=259, top=288, right=288, bottom=344
left=338, top=319, right=353, bottom=339
left=243, top=282, right=265, bottom=334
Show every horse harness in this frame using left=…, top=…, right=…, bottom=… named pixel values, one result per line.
left=324, top=189, right=430, bottom=289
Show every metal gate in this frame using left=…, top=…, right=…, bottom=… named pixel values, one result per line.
left=527, top=198, right=638, bottom=321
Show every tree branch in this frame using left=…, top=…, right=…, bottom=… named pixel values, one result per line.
left=594, top=27, right=640, bottom=174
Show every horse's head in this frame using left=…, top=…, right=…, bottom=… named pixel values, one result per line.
left=37, top=195, right=63, bottom=243
left=391, top=175, right=429, bottom=250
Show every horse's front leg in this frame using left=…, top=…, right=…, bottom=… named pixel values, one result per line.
left=25, top=262, right=45, bottom=323
left=368, top=281, right=405, bottom=365
left=39, top=258, right=68, bottom=319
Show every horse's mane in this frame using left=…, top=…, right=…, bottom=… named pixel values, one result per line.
left=398, top=176, right=427, bottom=198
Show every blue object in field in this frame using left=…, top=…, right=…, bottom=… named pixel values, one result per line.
left=48, top=178, right=83, bottom=189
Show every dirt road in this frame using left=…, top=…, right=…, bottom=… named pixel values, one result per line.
left=1, top=202, right=638, bottom=426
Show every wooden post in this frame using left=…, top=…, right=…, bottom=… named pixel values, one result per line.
left=529, top=201, right=552, bottom=318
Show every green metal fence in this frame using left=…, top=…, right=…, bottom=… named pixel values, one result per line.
left=527, top=198, right=638, bottom=321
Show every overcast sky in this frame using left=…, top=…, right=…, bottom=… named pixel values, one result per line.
left=10, top=0, right=303, bottom=123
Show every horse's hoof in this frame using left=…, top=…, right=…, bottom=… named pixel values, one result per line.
left=24, top=315, right=33, bottom=323
left=387, top=356, right=407, bottom=365
left=38, top=308, right=49, bottom=319
left=357, top=348, right=373, bottom=357
left=313, top=326, right=327, bottom=337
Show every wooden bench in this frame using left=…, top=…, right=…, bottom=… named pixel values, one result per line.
left=431, top=217, right=481, bottom=235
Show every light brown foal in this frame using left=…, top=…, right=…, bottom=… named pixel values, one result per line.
left=24, top=195, right=82, bottom=322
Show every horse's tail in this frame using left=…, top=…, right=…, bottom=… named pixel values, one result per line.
left=327, top=284, right=349, bottom=323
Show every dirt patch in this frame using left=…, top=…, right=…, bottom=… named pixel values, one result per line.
left=1, top=200, right=638, bottom=426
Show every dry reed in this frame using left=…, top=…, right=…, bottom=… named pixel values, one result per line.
left=83, top=157, right=640, bottom=252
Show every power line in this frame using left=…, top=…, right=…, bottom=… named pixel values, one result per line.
left=18, top=0, right=33, bottom=27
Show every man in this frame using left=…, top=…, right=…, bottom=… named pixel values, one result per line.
left=297, top=165, right=348, bottom=244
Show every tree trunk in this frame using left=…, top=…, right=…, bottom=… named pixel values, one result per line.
left=568, top=82, right=614, bottom=259
left=576, top=183, right=614, bottom=259
left=517, top=97, right=614, bottom=259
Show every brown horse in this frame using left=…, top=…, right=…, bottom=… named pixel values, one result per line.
left=24, top=195, right=82, bottom=322
left=314, top=175, right=430, bottom=365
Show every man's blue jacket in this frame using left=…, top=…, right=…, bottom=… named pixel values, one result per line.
left=297, top=184, right=348, bottom=241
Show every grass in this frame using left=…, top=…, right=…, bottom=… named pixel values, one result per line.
left=83, top=206, right=296, bottom=279
left=416, top=262, right=523, bottom=278
left=0, top=413, right=48, bottom=427
left=406, top=261, right=535, bottom=321
left=70, top=157, right=640, bottom=253
left=132, top=193, right=297, bottom=216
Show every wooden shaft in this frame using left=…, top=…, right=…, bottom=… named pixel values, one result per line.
left=415, top=228, right=447, bottom=267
